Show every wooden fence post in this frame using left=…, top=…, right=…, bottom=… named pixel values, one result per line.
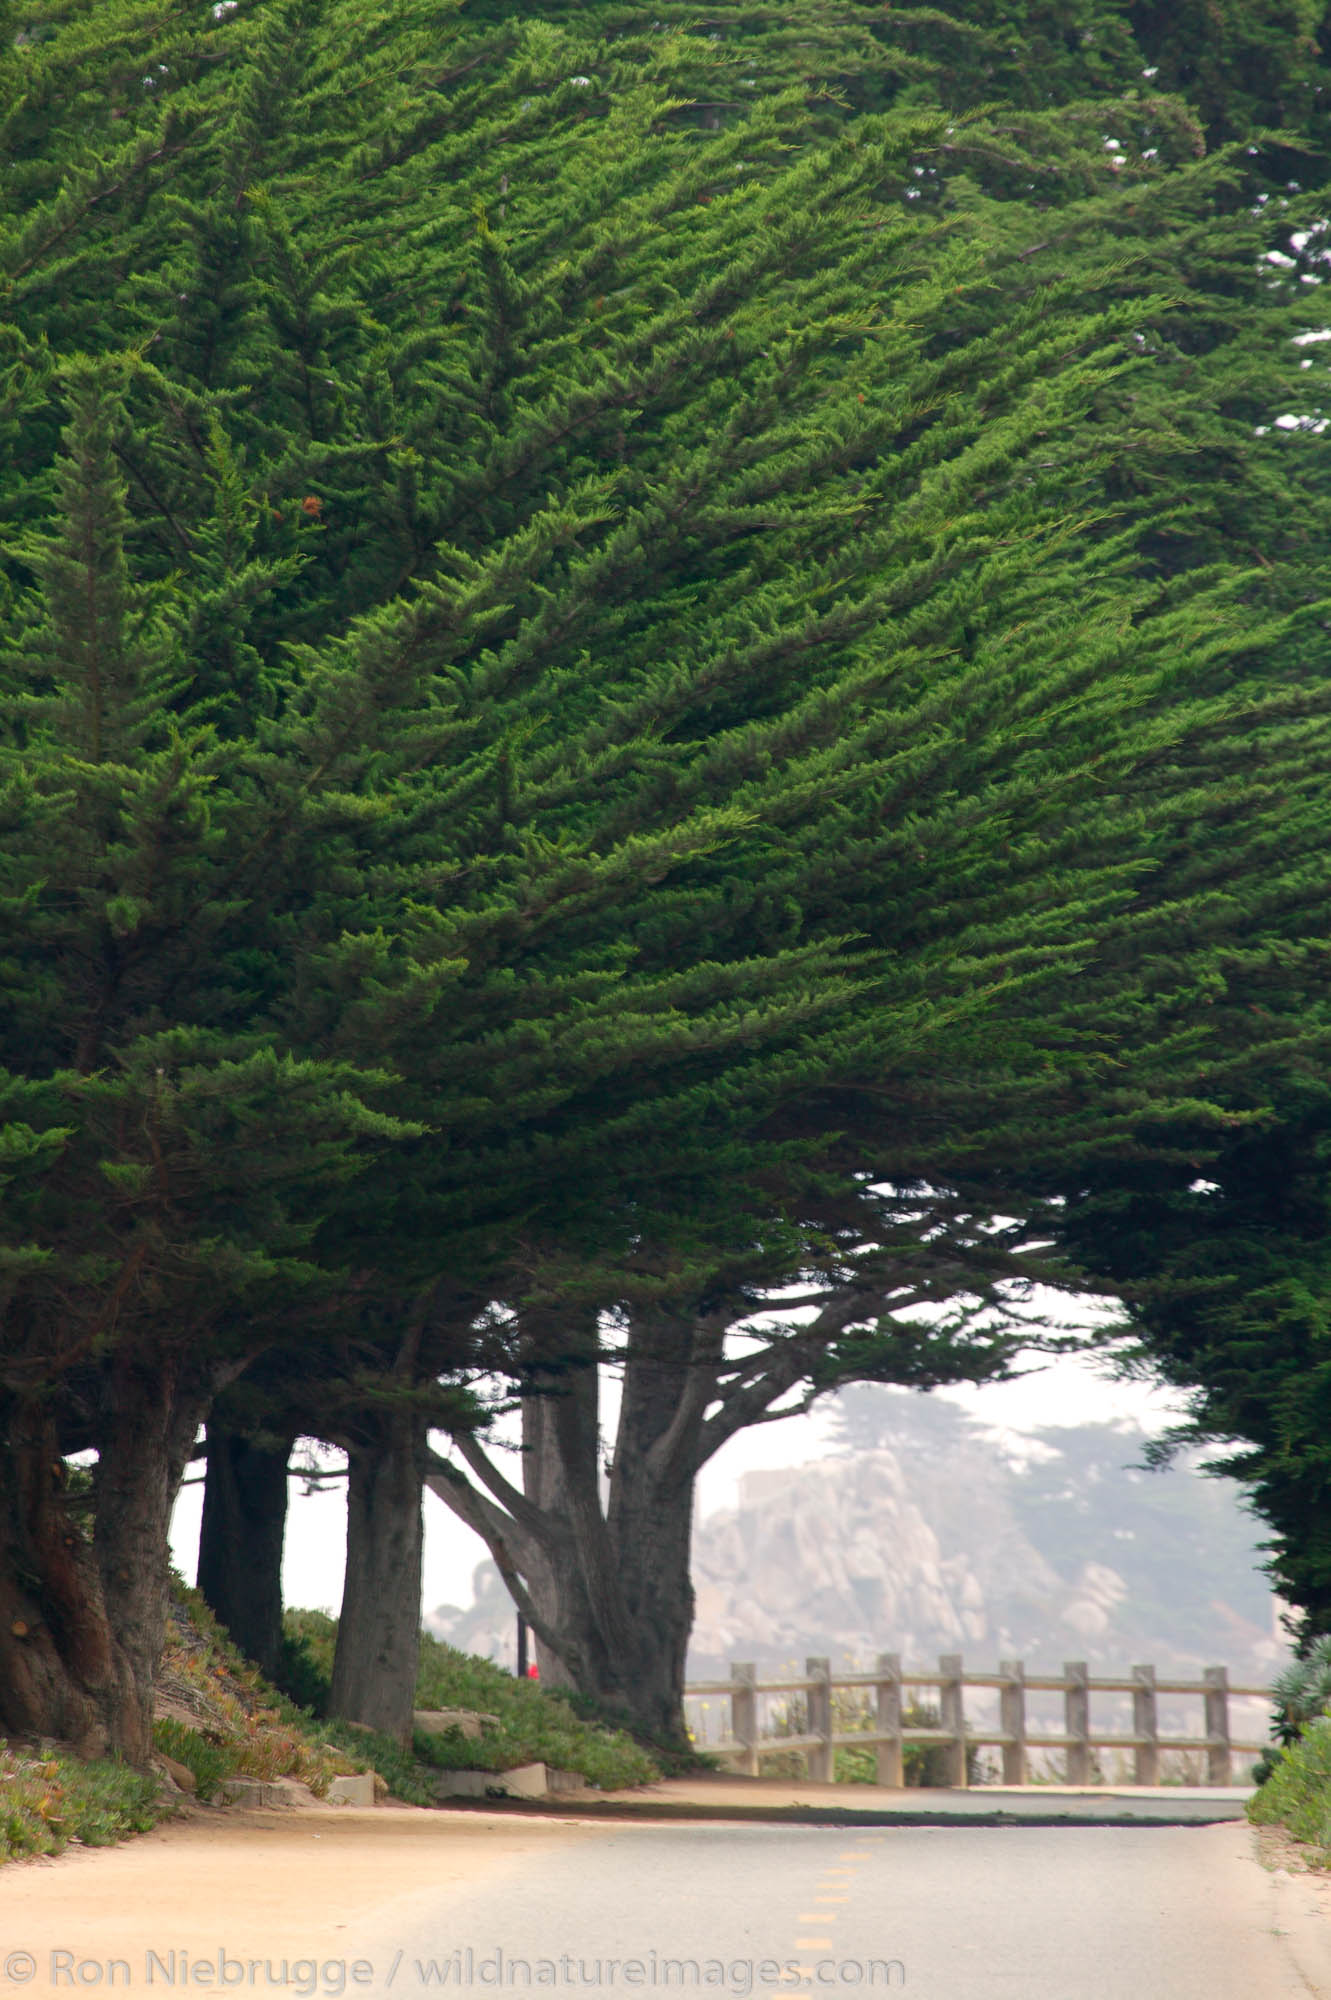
left=1133, top=1664, right=1159, bottom=1786
left=1204, top=1666, right=1232, bottom=1786
left=1064, top=1660, right=1091, bottom=1785
left=701, top=1653, right=1254, bottom=1793
left=939, top=1653, right=966, bottom=1787
left=999, top=1659, right=1026, bottom=1786
left=876, top=1653, right=904, bottom=1788
left=732, top=1661, right=758, bottom=1777
left=807, top=1656, right=833, bottom=1783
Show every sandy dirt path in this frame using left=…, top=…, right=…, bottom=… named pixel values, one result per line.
left=0, top=1803, right=592, bottom=1996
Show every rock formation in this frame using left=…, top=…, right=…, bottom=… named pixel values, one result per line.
left=427, top=1391, right=1287, bottom=1692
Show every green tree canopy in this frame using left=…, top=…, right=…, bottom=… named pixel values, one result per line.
left=6, top=0, right=1331, bottom=1752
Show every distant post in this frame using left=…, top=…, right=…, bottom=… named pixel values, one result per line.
left=807, top=1656, right=833, bottom=1783
left=939, top=1654, right=966, bottom=1788
left=1133, top=1664, right=1159, bottom=1786
left=876, top=1653, right=904, bottom=1789
left=1064, top=1660, right=1091, bottom=1785
left=999, top=1659, right=1026, bottom=1786
left=732, top=1661, right=759, bottom=1776
left=1204, top=1666, right=1232, bottom=1785
left=516, top=1615, right=528, bottom=1680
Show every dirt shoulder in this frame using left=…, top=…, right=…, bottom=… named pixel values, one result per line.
left=0, top=1802, right=602, bottom=1997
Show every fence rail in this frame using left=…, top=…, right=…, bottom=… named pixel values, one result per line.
left=684, top=1655, right=1275, bottom=1788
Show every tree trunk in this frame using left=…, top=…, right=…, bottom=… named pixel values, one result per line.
left=96, top=1348, right=211, bottom=1762
left=601, top=1312, right=701, bottom=1744
left=197, top=1419, right=292, bottom=1680
left=519, top=1349, right=697, bottom=1747
left=425, top=1312, right=706, bottom=1749
left=0, top=1354, right=208, bottom=1763
left=0, top=1397, right=118, bottom=1757
left=329, top=1408, right=429, bottom=1745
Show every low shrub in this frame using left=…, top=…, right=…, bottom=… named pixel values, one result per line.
left=1249, top=1714, right=1331, bottom=1857
left=1248, top=1637, right=1331, bottom=1786
left=151, top=1718, right=231, bottom=1802
left=159, top=1589, right=359, bottom=1799
left=0, top=1748, right=161, bottom=1864
left=1271, top=1638, right=1331, bottom=1747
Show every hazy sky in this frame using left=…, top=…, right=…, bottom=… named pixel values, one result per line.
left=169, top=1330, right=1196, bottom=1621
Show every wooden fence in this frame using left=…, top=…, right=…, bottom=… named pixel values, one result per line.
left=684, top=1655, right=1275, bottom=1788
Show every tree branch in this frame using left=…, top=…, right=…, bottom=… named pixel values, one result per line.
left=448, top=1428, right=551, bottom=1541
left=424, top=1456, right=562, bottom=1655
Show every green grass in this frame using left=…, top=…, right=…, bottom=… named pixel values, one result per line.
left=0, top=1747, right=162, bottom=1864
left=150, top=1717, right=234, bottom=1802
left=283, top=1611, right=659, bottom=1792
left=1249, top=1715, right=1331, bottom=1858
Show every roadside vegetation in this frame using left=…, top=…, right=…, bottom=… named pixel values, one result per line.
left=0, top=1588, right=660, bottom=1865
left=0, top=1747, right=161, bottom=1865
left=152, top=1589, right=368, bottom=1802
left=6, top=0, right=1331, bottom=1783
left=281, top=1612, right=660, bottom=1793
left=1247, top=1641, right=1331, bottom=1861
left=1249, top=1724, right=1331, bottom=1860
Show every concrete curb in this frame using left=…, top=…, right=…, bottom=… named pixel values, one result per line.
left=434, top=1782, right=1256, bottom=1830
left=432, top=1763, right=589, bottom=1802
left=435, top=1798, right=1255, bottom=1829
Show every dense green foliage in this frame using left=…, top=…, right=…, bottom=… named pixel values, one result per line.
left=6, top=0, right=1331, bottom=1745
left=6, top=0, right=1329, bottom=1327
left=1059, top=1108, right=1331, bottom=1645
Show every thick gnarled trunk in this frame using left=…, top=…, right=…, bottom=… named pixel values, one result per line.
left=521, top=1350, right=696, bottom=1746
left=0, top=1400, right=119, bottom=1757
left=428, top=1309, right=711, bottom=1750
left=329, top=1408, right=429, bottom=1745
left=0, top=1356, right=208, bottom=1763
left=197, top=1420, right=292, bottom=1680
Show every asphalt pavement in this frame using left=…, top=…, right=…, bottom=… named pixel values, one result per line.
left=372, top=1816, right=1331, bottom=2000
left=4, top=1800, right=1329, bottom=2000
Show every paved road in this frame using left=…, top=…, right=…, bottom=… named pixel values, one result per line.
left=5, top=1808, right=1331, bottom=2000
left=373, top=1820, right=1331, bottom=2000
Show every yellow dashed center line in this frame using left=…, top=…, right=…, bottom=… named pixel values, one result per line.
left=791, top=1851, right=878, bottom=1970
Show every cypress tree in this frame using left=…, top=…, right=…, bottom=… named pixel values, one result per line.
left=0, top=361, right=414, bottom=1755
left=1053, top=1102, right=1331, bottom=1648
left=8, top=0, right=1331, bottom=1750
left=413, top=8, right=1331, bottom=1735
